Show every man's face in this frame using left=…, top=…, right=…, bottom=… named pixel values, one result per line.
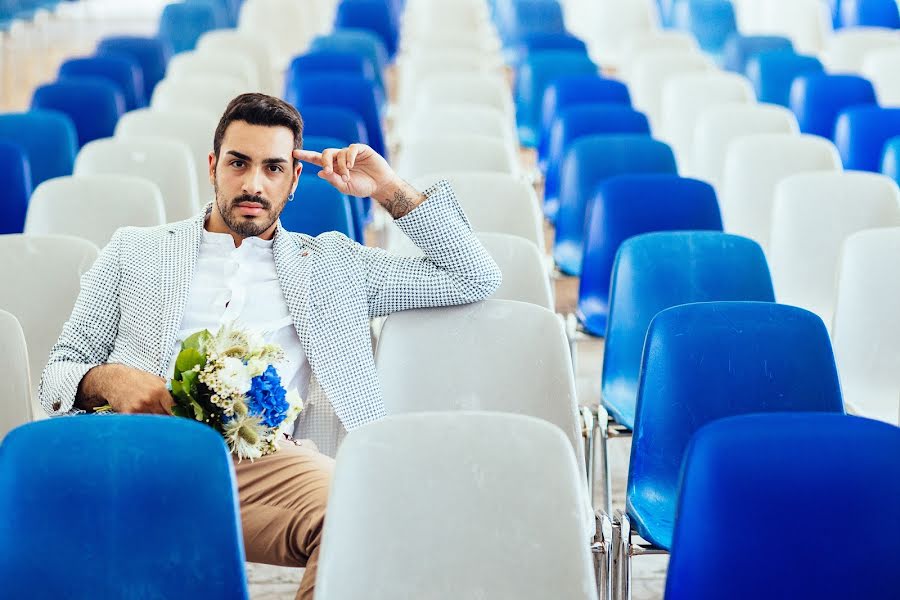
left=209, top=120, right=301, bottom=238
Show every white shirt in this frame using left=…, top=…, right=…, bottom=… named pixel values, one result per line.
left=165, top=226, right=311, bottom=400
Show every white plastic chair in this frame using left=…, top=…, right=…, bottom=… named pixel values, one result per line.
left=396, top=134, right=518, bottom=181
left=861, top=46, right=900, bottom=106
left=629, top=50, right=713, bottom=131
left=821, top=27, right=900, bottom=73
left=769, top=172, right=900, bottom=329
left=832, top=227, right=900, bottom=425
left=0, top=235, right=98, bottom=417
left=692, top=103, right=800, bottom=191
left=238, top=0, right=314, bottom=69
left=659, top=72, right=755, bottom=175
left=0, top=309, right=32, bottom=438
left=414, top=73, right=515, bottom=122
left=402, top=104, right=515, bottom=147
left=316, top=412, right=599, bottom=600
left=565, top=0, right=656, bottom=67
left=396, top=51, right=505, bottom=115
left=617, top=30, right=700, bottom=80
left=115, top=107, right=218, bottom=206
left=196, top=29, right=279, bottom=95
left=150, top=75, right=247, bottom=118
left=755, top=0, right=832, bottom=55
left=720, top=133, right=842, bottom=252
left=165, top=50, right=260, bottom=90
left=24, top=175, right=167, bottom=248
left=475, top=232, right=554, bottom=309
left=75, top=137, right=200, bottom=222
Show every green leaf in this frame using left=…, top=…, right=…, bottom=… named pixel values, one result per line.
left=171, top=380, right=190, bottom=405
left=175, top=348, right=205, bottom=375
left=171, top=405, right=188, bottom=418
left=189, top=398, right=206, bottom=422
left=182, top=330, right=211, bottom=353
left=182, top=370, right=199, bottom=395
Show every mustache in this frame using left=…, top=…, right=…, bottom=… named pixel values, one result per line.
left=232, top=194, right=271, bottom=209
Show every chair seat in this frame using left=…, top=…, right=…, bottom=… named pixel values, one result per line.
left=627, top=485, right=676, bottom=550
left=600, top=381, right=637, bottom=430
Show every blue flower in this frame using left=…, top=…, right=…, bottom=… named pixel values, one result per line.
left=246, top=366, right=290, bottom=428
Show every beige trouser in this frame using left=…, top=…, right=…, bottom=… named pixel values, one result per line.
left=234, top=438, right=335, bottom=600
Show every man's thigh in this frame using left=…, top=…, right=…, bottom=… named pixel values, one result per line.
left=233, top=440, right=335, bottom=567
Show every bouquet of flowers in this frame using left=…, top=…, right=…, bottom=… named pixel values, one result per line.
left=169, top=323, right=303, bottom=461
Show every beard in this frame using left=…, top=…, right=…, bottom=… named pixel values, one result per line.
left=214, top=179, right=283, bottom=238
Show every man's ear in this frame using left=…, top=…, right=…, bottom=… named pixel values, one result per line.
left=208, top=152, right=217, bottom=185
left=293, top=161, right=303, bottom=187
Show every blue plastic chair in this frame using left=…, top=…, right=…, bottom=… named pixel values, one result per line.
left=280, top=175, right=357, bottom=240
left=0, top=141, right=32, bottom=234
left=185, top=0, right=233, bottom=27
left=300, top=106, right=369, bottom=147
left=96, top=36, right=171, bottom=99
left=665, top=413, right=898, bottom=600
left=543, top=106, right=651, bottom=223
left=553, top=135, right=677, bottom=276
left=286, top=74, right=385, bottom=158
left=309, top=29, right=388, bottom=87
left=503, top=0, right=567, bottom=44
left=838, top=0, right=900, bottom=27
left=158, top=2, right=218, bottom=54
left=576, top=175, right=723, bottom=336
left=286, top=51, right=383, bottom=106
left=0, top=110, right=77, bottom=187
left=601, top=232, right=775, bottom=431
left=745, top=50, right=823, bottom=106
left=59, top=54, right=146, bottom=110
left=515, top=50, right=597, bottom=147
left=722, top=34, right=793, bottom=73
left=882, top=135, right=900, bottom=184
left=834, top=106, right=900, bottom=171
left=538, top=75, right=631, bottom=166
left=335, top=0, right=398, bottom=58
left=0, top=415, right=249, bottom=598
left=790, top=73, right=878, bottom=139
left=508, top=31, right=586, bottom=66
left=31, top=78, right=125, bottom=148
left=670, top=0, right=737, bottom=55
left=301, top=136, right=366, bottom=243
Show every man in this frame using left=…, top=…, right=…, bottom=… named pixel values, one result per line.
left=39, top=93, right=501, bottom=599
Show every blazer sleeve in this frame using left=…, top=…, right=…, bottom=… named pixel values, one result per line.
left=349, top=179, right=503, bottom=319
left=38, top=228, right=124, bottom=417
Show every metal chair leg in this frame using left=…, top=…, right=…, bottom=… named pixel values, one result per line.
left=592, top=511, right=613, bottom=600
left=610, top=514, right=622, bottom=600
left=599, top=416, right=612, bottom=515
left=615, top=509, right=633, bottom=600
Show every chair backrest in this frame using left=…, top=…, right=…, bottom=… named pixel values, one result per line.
left=627, top=302, right=844, bottom=549
left=0, top=141, right=32, bottom=235
left=75, top=137, right=199, bottom=222
left=745, top=49, right=823, bottom=106
left=396, top=50, right=502, bottom=114
left=335, top=0, right=399, bottom=57
left=720, top=133, right=842, bottom=252
left=316, top=412, right=598, bottom=600
left=618, top=31, right=699, bottom=80
left=238, top=0, right=315, bottom=68
left=821, top=26, right=900, bottom=73
left=883, top=136, right=900, bottom=184
left=0, top=110, right=77, bottom=189
left=288, top=50, right=380, bottom=98
left=415, top=73, right=514, bottom=119
left=789, top=73, right=878, bottom=139
left=115, top=107, right=218, bottom=204
left=397, top=134, right=517, bottom=180
left=834, top=106, right=900, bottom=172
left=404, top=104, right=514, bottom=146
left=475, top=233, right=553, bottom=309
left=831, top=227, right=900, bottom=425
left=0, top=234, right=99, bottom=410
left=543, top=105, right=651, bottom=215
left=659, top=71, right=755, bottom=174
left=861, top=46, right=900, bottom=105
left=601, top=231, right=775, bottom=429
left=59, top=54, right=146, bottom=110
left=722, top=33, right=793, bottom=72
left=158, top=1, right=218, bottom=54
left=196, top=29, right=279, bottom=95
left=151, top=74, right=246, bottom=116
left=671, top=0, right=738, bottom=53
left=0, top=310, right=32, bottom=439
left=510, top=31, right=587, bottom=67
left=300, top=106, right=369, bottom=146
left=665, top=413, right=899, bottom=600
left=96, top=35, right=171, bottom=99
left=577, top=175, right=723, bottom=336
left=25, top=175, right=166, bottom=248
left=564, top=0, right=655, bottom=67
left=375, top=299, right=584, bottom=472
left=166, top=49, right=259, bottom=89
left=30, top=78, right=126, bottom=148
left=769, top=172, right=900, bottom=328
left=692, top=103, right=799, bottom=191
left=629, top=50, right=712, bottom=130
left=497, top=0, right=566, bottom=43
left=286, top=74, right=385, bottom=157
left=278, top=175, right=356, bottom=239
left=554, top=134, right=677, bottom=276
left=839, top=0, right=900, bottom=28
left=0, top=415, right=249, bottom=598
left=309, top=29, right=389, bottom=77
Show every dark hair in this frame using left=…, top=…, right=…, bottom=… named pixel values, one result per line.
left=213, top=93, right=304, bottom=162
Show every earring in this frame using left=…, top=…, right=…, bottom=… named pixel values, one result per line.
left=288, top=192, right=295, bottom=202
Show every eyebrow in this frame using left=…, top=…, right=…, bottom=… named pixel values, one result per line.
left=225, top=150, right=289, bottom=165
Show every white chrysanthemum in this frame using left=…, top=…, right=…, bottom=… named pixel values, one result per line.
left=218, top=356, right=252, bottom=394
left=223, top=414, right=267, bottom=461
left=277, top=390, right=305, bottom=436
left=246, top=357, right=268, bottom=378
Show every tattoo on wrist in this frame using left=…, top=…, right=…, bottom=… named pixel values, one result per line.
left=381, top=187, right=425, bottom=219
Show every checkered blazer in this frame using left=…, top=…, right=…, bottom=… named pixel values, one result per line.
left=39, top=180, right=502, bottom=431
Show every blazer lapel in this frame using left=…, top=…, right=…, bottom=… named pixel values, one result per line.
left=157, top=211, right=205, bottom=375
left=272, top=222, right=312, bottom=348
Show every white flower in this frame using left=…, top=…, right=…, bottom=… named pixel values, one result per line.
left=211, top=322, right=250, bottom=357
left=218, top=356, right=252, bottom=394
left=245, top=329, right=266, bottom=352
left=223, top=414, right=266, bottom=461
left=277, top=390, right=305, bottom=436
left=246, top=357, right=268, bottom=378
